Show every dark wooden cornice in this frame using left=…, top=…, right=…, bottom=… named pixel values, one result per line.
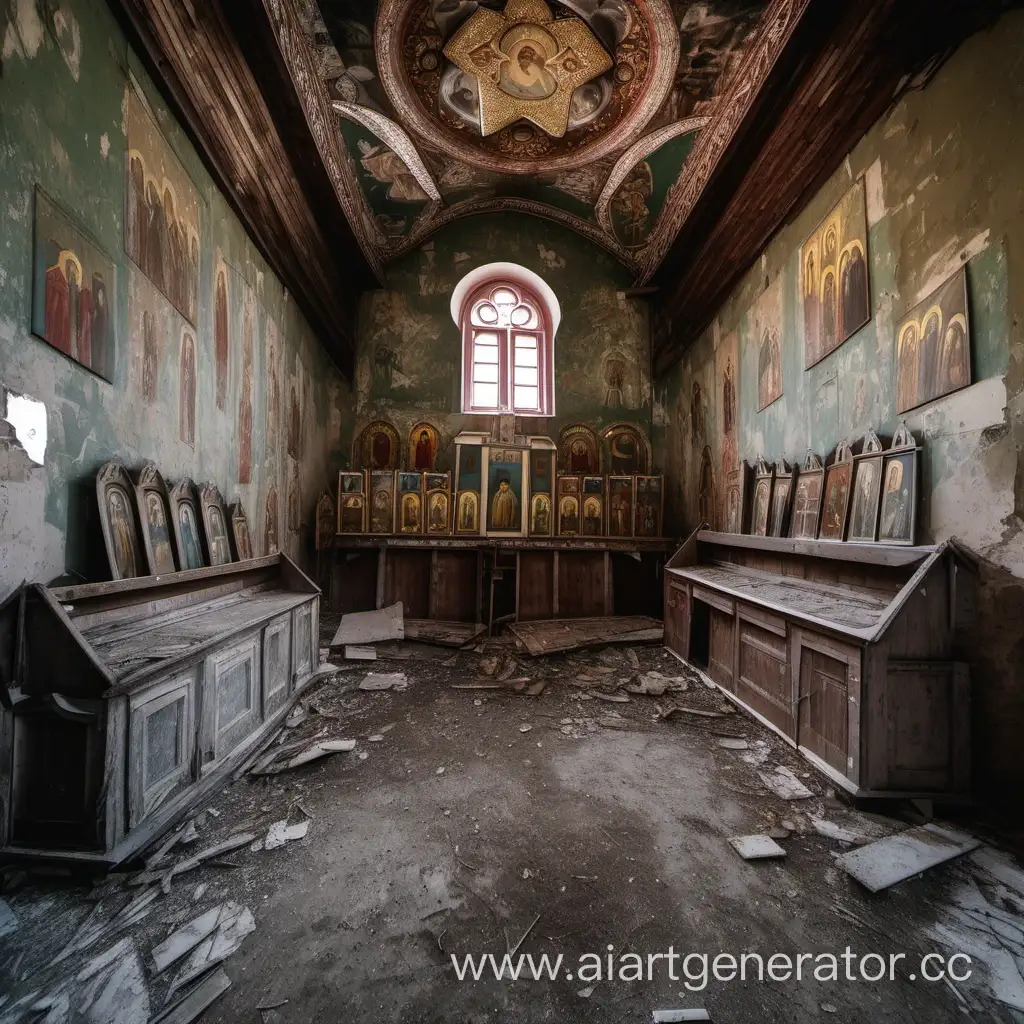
left=650, top=0, right=1017, bottom=375
left=110, top=0, right=372, bottom=380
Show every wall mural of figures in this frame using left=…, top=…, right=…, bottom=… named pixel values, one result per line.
left=801, top=180, right=870, bottom=368
left=288, top=463, right=301, bottom=533
left=125, top=87, right=200, bottom=326
left=179, top=328, right=196, bottom=447
left=716, top=330, right=740, bottom=530
left=266, top=319, right=281, bottom=456
left=31, top=188, right=115, bottom=380
left=751, top=277, right=783, bottom=411
left=264, top=486, right=280, bottom=555
left=238, top=301, right=254, bottom=484
left=128, top=267, right=182, bottom=407
left=895, top=266, right=971, bottom=414
left=214, top=258, right=230, bottom=409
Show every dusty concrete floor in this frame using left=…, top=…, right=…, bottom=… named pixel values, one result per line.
left=2, top=627, right=1023, bottom=1023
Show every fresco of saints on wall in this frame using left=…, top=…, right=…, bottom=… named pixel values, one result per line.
left=32, top=188, right=115, bottom=381
left=894, top=266, right=971, bottom=415
left=125, top=88, right=200, bottom=326
left=801, top=180, right=870, bottom=368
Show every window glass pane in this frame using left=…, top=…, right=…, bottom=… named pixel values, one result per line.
left=473, top=382, right=499, bottom=408
left=473, top=330, right=498, bottom=346
left=514, top=386, right=538, bottom=410
left=474, top=303, right=498, bottom=325
left=474, top=362, right=499, bottom=383
left=492, top=287, right=517, bottom=306
left=474, top=344, right=499, bottom=364
left=513, top=332, right=537, bottom=348
left=515, top=366, right=538, bottom=386
left=511, top=304, right=537, bottom=328
left=514, top=346, right=538, bottom=367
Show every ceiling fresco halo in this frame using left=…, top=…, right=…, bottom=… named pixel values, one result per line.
left=374, top=0, right=680, bottom=175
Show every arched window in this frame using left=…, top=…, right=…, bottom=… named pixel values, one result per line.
left=459, top=278, right=554, bottom=415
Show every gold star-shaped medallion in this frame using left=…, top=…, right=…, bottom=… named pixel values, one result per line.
left=443, top=0, right=613, bottom=138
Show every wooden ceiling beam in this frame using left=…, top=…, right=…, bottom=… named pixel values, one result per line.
left=111, top=0, right=367, bottom=379
left=651, top=0, right=1015, bottom=375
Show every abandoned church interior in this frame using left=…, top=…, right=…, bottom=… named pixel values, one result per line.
left=2, top=0, right=1024, bottom=1020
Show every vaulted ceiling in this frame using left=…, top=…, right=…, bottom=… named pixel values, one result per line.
left=116, top=0, right=1016, bottom=378
left=292, top=0, right=771, bottom=272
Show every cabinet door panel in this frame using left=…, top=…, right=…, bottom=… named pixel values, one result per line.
left=708, top=608, right=735, bottom=692
left=292, top=604, right=313, bottom=689
left=263, top=615, right=291, bottom=717
left=664, top=580, right=689, bottom=659
left=798, top=647, right=850, bottom=773
left=129, top=672, right=195, bottom=828
left=736, top=617, right=793, bottom=738
left=201, top=636, right=261, bottom=771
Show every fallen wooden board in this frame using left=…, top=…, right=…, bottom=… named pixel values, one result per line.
left=344, top=645, right=377, bottom=660
left=153, top=967, right=230, bottom=1024
left=331, top=602, right=404, bottom=646
left=836, top=824, right=981, bottom=892
left=403, top=620, right=487, bottom=648
left=509, top=616, right=663, bottom=657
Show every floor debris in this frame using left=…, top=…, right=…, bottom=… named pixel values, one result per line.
left=151, top=906, right=229, bottom=974
left=166, top=903, right=255, bottom=997
left=265, top=820, right=310, bottom=851
left=717, top=738, right=749, bottom=750
left=359, top=671, right=408, bottom=692
left=652, top=1011, right=711, bottom=1022
left=810, top=817, right=865, bottom=844
left=729, top=835, right=787, bottom=860
left=344, top=645, right=377, bottom=660
left=758, top=766, right=814, bottom=800
left=154, top=966, right=230, bottom=1024
left=837, top=824, right=982, bottom=892
left=626, top=671, right=689, bottom=696
left=0, top=898, right=19, bottom=939
left=509, top=616, right=663, bottom=656
left=331, top=602, right=404, bottom=646
left=658, top=704, right=725, bottom=720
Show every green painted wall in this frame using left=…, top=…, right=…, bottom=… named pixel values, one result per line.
left=0, top=0, right=353, bottom=594
left=353, top=212, right=652, bottom=469
left=653, top=10, right=1024, bottom=798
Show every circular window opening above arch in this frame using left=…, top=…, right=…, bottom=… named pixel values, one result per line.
left=452, top=263, right=559, bottom=416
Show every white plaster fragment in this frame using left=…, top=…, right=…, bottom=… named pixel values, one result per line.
left=864, top=159, right=885, bottom=227
left=4, top=391, right=47, bottom=465
left=915, top=230, right=991, bottom=304
left=100, top=133, right=110, bottom=159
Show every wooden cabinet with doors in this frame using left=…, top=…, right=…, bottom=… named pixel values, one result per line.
left=0, top=554, right=320, bottom=866
left=663, top=530, right=976, bottom=799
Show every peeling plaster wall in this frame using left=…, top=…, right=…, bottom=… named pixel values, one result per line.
left=0, top=0, right=352, bottom=596
left=653, top=10, right=1024, bottom=799
left=353, top=214, right=652, bottom=468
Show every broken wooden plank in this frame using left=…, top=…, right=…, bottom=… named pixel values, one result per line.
left=403, top=620, right=487, bottom=648
left=509, top=616, right=663, bottom=656
left=152, top=967, right=230, bottom=1024
left=344, top=645, right=377, bottom=660
left=331, top=602, right=404, bottom=646
left=836, top=824, right=981, bottom=892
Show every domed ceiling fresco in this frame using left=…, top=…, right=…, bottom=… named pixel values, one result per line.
left=268, top=0, right=799, bottom=277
